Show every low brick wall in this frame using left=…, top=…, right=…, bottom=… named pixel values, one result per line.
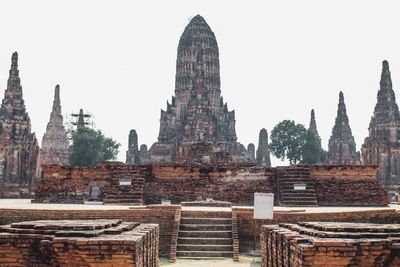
left=1, top=206, right=399, bottom=257
left=0, top=206, right=177, bottom=257
left=309, top=165, right=389, bottom=206
left=0, top=219, right=159, bottom=266
left=234, top=207, right=400, bottom=252
left=261, top=222, right=400, bottom=266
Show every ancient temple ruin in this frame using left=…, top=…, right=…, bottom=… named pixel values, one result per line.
left=0, top=52, right=39, bottom=197
left=362, top=60, right=400, bottom=195
left=127, top=15, right=252, bottom=164
left=327, top=91, right=360, bottom=165
left=256, top=128, right=271, bottom=167
left=40, top=85, right=70, bottom=166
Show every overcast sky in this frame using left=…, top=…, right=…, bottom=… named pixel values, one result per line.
left=1, top=1, right=400, bottom=166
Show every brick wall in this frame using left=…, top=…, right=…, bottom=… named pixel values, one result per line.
left=309, top=165, right=389, bottom=206
left=0, top=219, right=159, bottom=266
left=261, top=222, right=400, bottom=266
left=233, top=207, right=400, bottom=252
left=33, top=163, right=388, bottom=207
left=0, top=206, right=178, bottom=257
left=145, top=165, right=276, bottom=205
left=1, top=206, right=399, bottom=257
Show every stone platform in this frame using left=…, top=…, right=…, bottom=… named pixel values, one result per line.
left=0, top=219, right=159, bottom=266
left=261, top=222, right=400, bottom=266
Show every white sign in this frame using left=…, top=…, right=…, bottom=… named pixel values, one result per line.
left=294, top=183, right=306, bottom=190
left=119, top=178, right=131, bottom=185
left=254, top=193, right=274, bottom=219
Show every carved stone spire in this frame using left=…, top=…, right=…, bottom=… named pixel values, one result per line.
left=256, top=128, right=271, bottom=167
left=0, top=52, right=39, bottom=190
left=309, top=109, right=319, bottom=136
left=77, top=109, right=85, bottom=129
left=327, top=91, right=360, bottom=165
left=40, top=85, right=70, bottom=165
left=362, top=60, right=400, bottom=191
left=147, top=15, right=251, bottom=163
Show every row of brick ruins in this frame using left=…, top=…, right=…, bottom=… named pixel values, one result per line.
left=0, top=15, right=399, bottom=198
left=33, top=162, right=389, bottom=207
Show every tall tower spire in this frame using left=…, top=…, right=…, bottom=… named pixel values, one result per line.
left=147, top=15, right=251, bottom=163
left=362, top=60, right=400, bottom=191
left=40, top=85, right=70, bottom=165
left=0, top=52, right=39, bottom=189
left=327, top=91, right=360, bottom=165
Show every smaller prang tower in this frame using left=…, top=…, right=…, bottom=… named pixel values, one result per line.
left=327, top=91, right=360, bottom=165
left=362, top=60, right=400, bottom=193
left=309, top=109, right=319, bottom=136
left=40, top=85, right=70, bottom=165
left=256, top=128, right=271, bottom=167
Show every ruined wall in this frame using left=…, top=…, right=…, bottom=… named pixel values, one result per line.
left=234, top=207, right=400, bottom=252
left=34, top=162, right=276, bottom=206
left=34, top=163, right=388, bottom=207
left=34, top=162, right=147, bottom=204
left=261, top=222, right=400, bottom=266
left=144, top=164, right=276, bottom=205
left=1, top=207, right=399, bottom=257
left=0, top=206, right=177, bottom=257
left=309, top=165, right=389, bottom=206
left=0, top=219, right=159, bottom=266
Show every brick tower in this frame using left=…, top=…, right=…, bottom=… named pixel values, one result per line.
left=362, top=60, right=400, bottom=193
left=327, top=91, right=360, bottom=165
left=0, top=52, right=39, bottom=196
left=134, top=15, right=251, bottom=164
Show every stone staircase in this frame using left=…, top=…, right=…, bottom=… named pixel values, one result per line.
left=176, top=210, right=234, bottom=259
left=277, top=166, right=318, bottom=207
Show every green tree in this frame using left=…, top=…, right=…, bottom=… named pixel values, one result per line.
left=269, top=120, right=307, bottom=164
left=301, top=129, right=324, bottom=164
left=69, top=127, right=120, bottom=167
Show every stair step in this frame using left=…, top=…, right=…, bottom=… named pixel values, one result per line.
left=178, top=237, right=233, bottom=245
left=176, top=251, right=234, bottom=258
left=177, top=256, right=229, bottom=260
left=180, top=217, right=232, bottom=225
left=180, top=224, right=232, bottom=231
left=180, top=211, right=232, bottom=218
left=177, top=244, right=233, bottom=251
left=179, top=231, right=232, bottom=238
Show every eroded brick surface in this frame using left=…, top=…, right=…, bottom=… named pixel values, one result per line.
left=261, top=222, right=400, bottom=267
left=0, top=219, right=159, bottom=266
left=34, top=162, right=388, bottom=207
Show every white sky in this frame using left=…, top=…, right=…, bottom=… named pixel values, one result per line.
left=1, top=1, right=400, bottom=166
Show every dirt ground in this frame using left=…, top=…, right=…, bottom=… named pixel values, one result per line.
left=160, top=254, right=261, bottom=267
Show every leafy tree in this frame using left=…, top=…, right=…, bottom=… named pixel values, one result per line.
left=301, top=129, right=325, bottom=164
left=69, top=127, right=120, bottom=167
left=269, top=120, right=307, bottom=164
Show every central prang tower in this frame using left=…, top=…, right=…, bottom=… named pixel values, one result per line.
left=130, top=15, right=251, bottom=164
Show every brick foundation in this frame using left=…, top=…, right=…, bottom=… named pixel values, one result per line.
left=261, top=222, right=400, bottom=266
left=0, top=219, right=159, bottom=266
left=33, top=162, right=388, bottom=207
